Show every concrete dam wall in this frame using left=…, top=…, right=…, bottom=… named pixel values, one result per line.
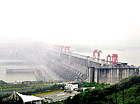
left=46, top=49, right=139, bottom=84
left=89, top=67, right=139, bottom=84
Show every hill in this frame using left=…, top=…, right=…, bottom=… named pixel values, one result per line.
left=0, top=80, right=7, bottom=84
left=54, top=75, right=140, bottom=104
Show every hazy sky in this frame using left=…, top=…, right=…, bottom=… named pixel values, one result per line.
left=1, top=0, right=140, bottom=66
left=0, top=0, right=140, bottom=46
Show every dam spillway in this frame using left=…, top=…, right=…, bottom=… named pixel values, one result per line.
left=89, top=66, right=139, bottom=84
left=0, top=45, right=139, bottom=84
left=46, top=49, right=140, bottom=84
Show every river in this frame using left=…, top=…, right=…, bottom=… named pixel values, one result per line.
left=73, top=49, right=140, bottom=67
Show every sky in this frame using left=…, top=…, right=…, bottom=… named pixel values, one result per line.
left=0, top=0, right=140, bottom=65
left=0, top=0, right=140, bottom=46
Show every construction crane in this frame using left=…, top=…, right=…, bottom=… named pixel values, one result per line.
left=93, top=49, right=102, bottom=61
left=106, top=54, right=111, bottom=63
left=112, top=54, right=118, bottom=64
left=106, top=54, right=118, bottom=64
left=97, top=50, right=102, bottom=61
left=64, top=46, right=71, bottom=52
left=93, top=49, right=98, bottom=60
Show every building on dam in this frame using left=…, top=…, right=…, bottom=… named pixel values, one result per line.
left=46, top=48, right=140, bottom=84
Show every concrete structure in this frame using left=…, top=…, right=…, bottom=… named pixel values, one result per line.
left=89, top=66, right=139, bottom=84
left=64, top=84, right=78, bottom=92
left=0, top=58, right=53, bottom=82
left=4, top=91, right=43, bottom=104
left=46, top=49, right=139, bottom=84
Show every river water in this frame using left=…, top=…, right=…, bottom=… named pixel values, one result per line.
left=0, top=67, right=37, bottom=82
left=73, top=49, right=140, bottom=67
left=0, top=50, right=140, bottom=82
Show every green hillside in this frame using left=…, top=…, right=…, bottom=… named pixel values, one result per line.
left=55, top=75, right=140, bottom=104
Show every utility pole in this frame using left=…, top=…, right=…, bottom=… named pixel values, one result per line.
left=123, top=88, right=124, bottom=104
left=115, top=85, right=117, bottom=104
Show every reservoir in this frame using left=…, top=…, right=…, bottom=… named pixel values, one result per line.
left=0, top=58, right=37, bottom=82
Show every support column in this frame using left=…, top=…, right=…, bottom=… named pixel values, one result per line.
left=94, top=68, right=98, bottom=83
left=86, top=56, right=90, bottom=79
left=69, top=52, right=71, bottom=65
left=116, top=68, right=119, bottom=83
left=88, top=67, right=95, bottom=82
left=110, top=69, right=113, bottom=84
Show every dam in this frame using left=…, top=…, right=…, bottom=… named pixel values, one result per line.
left=0, top=43, right=139, bottom=84
left=45, top=48, right=139, bottom=84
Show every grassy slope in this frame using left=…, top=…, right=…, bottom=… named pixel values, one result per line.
left=33, top=90, right=63, bottom=96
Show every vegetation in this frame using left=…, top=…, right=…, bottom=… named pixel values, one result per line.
left=0, top=81, right=64, bottom=100
left=78, top=82, right=110, bottom=89
left=53, top=75, right=140, bottom=104
left=0, top=80, right=7, bottom=84
left=34, top=90, right=62, bottom=96
left=2, top=75, right=140, bottom=104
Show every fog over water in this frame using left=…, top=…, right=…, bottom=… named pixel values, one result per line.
left=74, top=50, right=140, bottom=67
left=0, top=1, right=140, bottom=67
left=0, top=40, right=139, bottom=82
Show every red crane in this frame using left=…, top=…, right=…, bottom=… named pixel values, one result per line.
left=106, top=54, right=111, bottom=63
left=64, top=46, right=71, bottom=52
left=97, top=50, right=102, bottom=61
left=106, top=54, right=118, bottom=64
left=93, top=49, right=102, bottom=61
left=61, top=46, right=65, bottom=52
left=93, top=49, right=98, bottom=60
left=58, top=45, right=71, bottom=52
left=112, top=54, right=118, bottom=64
left=58, top=45, right=64, bottom=51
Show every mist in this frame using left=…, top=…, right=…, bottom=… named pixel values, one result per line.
left=0, top=0, right=140, bottom=65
